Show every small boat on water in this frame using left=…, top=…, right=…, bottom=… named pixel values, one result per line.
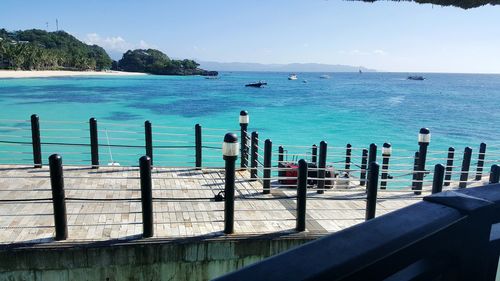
left=319, top=74, right=330, bottom=79
left=104, top=129, right=120, bottom=166
left=288, top=73, right=298, bottom=80
left=245, top=81, right=267, bottom=88
left=408, top=75, right=425, bottom=81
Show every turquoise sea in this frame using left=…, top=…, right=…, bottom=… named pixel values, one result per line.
left=0, top=72, right=499, bottom=171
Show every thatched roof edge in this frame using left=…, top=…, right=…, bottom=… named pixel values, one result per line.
left=355, top=0, right=499, bottom=9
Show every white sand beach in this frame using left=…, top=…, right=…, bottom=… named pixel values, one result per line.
left=0, top=70, right=147, bottom=79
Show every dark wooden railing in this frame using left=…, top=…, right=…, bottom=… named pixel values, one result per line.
left=215, top=183, right=500, bottom=281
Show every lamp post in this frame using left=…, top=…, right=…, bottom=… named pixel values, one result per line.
left=414, top=128, right=430, bottom=195
left=223, top=133, right=239, bottom=234
left=380, top=143, right=392, bottom=189
left=239, top=111, right=249, bottom=169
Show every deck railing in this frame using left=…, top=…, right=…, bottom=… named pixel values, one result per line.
left=1, top=111, right=500, bottom=242
left=7, top=142, right=499, bottom=241
left=1, top=112, right=499, bottom=190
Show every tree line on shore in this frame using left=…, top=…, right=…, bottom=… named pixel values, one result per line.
left=0, top=28, right=216, bottom=76
left=0, top=29, right=111, bottom=71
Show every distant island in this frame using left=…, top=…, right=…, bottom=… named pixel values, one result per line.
left=197, top=61, right=376, bottom=73
left=0, top=28, right=216, bottom=76
left=113, top=49, right=217, bottom=76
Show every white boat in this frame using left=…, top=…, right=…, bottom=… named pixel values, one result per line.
left=319, top=74, right=330, bottom=79
left=104, top=129, right=120, bottom=166
left=288, top=73, right=298, bottom=80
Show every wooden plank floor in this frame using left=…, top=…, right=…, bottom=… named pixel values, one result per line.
left=0, top=165, right=490, bottom=244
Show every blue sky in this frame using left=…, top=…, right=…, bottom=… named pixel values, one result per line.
left=1, top=0, right=499, bottom=73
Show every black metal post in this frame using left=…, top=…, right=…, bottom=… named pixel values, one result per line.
left=444, top=147, right=455, bottom=186
left=368, top=143, right=377, bottom=165
left=360, top=149, right=368, bottom=186
left=475, top=143, right=486, bottom=181
left=278, top=145, right=285, bottom=178
left=139, top=156, right=153, bottom=238
left=250, top=131, right=258, bottom=179
left=345, top=144, right=352, bottom=171
left=380, top=143, right=391, bottom=190
left=31, top=114, right=42, bottom=168
left=223, top=133, right=238, bottom=234
left=263, top=139, right=272, bottom=194
left=296, top=159, right=308, bottom=232
left=239, top=111, right=249, bottom=169
left=145, top=121, right=153, bottom=166
left=49, top=154, right=68, bottom=240
left=490, top=165, right=500, bottom=184
left=317, top=141, right=327, bottom=194
left=311, top=144, right=318, bottom=165
left=366, top=143, right=377, bottom=186
left=414, top=128, right=430, bottom=195
left=411, top=151, right=419, bottom=190
left=432, top=164, right=445, bottom=194
left=365, top=162, right=379, bottom=221
left=459, top=147, right=472, bottom=188
left=89, top=118, right=99, bottom=168
left=195, top=124, right=202, bottom=169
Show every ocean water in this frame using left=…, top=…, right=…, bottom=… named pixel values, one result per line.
left=0, top=72, right=499, bottom=170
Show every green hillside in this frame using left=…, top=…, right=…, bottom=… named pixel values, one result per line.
left=0, top=29, right=112, bottom=71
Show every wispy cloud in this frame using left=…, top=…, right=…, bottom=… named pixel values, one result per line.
left=373, top=49, right=387, bottom=56
left=85, top=33, right=155, bottom=53
left=338, top=49, right=388, bottom=56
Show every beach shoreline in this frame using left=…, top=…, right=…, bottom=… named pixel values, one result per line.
left=0, top=70, right=147, bottom=79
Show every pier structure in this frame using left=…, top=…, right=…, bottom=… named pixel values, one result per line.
left=0, top=113, right=499, bottom=280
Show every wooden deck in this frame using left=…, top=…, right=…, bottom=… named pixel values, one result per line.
left=0, top=165, right=490, bottom=245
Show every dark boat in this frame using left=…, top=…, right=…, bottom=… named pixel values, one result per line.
left=245, top=81, right=267, bottom=88
left=407, top=75, right=425, bottom=81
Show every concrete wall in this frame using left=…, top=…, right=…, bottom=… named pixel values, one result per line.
left=0, top=236, right=315, bottom=281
